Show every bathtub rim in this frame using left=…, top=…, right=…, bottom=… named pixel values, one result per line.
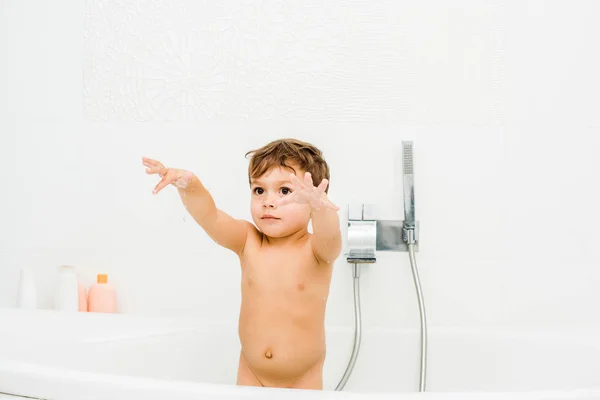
left=1, top=358, right=600, bottom=400
left=2, top=309, right=600, bottom=399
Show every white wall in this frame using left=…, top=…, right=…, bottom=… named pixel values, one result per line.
left=1, top=0, right=600, bottom=339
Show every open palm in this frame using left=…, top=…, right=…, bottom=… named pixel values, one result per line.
left=274, top=172, right=339, bottom=211
left=142, top=156, right=193, bottom=194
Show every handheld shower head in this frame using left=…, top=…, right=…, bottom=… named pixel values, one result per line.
left=402, top=141, right=415, bottom=230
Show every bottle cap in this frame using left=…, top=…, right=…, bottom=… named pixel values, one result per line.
left=97, top=274, right=108, bottom=284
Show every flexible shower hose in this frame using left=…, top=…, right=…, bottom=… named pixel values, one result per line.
left=408, top=242, right=427, bottom=392
left=335, top=263, right=362, bottom=391
left=336, top=244, right=427, bottom=392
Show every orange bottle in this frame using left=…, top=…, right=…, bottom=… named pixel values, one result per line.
left=87, top=274, right=117, bottom=313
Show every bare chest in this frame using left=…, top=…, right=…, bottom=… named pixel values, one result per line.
left=240, top=248, right=331, bottom=298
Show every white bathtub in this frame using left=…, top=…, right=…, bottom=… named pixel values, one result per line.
left=1, top=309, right=599, bottom=400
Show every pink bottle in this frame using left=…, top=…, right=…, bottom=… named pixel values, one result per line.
left=87, top=274, right=117, bottom=313
left=78, top=283, right=88, bottom=312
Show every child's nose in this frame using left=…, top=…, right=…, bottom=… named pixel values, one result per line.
left=263, top=200, right=276, bottom=208
left=263, top=194, right=278, bottom=208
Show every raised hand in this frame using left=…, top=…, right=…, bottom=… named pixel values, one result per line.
left=142, top=156, right=194, bottom=194
left=274, top=172, right=340, bottom=211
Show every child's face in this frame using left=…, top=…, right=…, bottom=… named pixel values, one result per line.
left=250, top=165, right=311, bottom=238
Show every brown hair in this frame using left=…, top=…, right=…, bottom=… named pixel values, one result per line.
left=245, top=138, right=331, bottom=192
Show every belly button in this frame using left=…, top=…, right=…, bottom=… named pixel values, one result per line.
left=265, top=350, right=273, bottom=359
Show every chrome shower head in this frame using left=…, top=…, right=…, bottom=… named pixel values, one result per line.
left=402, top=141, right=415, bottom=229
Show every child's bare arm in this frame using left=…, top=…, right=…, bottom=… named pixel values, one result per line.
left=143, top=157, right=250, bottom=255
left=175, top=175, right=251, bottom=255
left=274, top=171, right=342, bottom=264
left=310, top=207, right=342, bottom=263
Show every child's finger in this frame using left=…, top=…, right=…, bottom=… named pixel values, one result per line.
left=304, top=172, right=313, bottom=187
left=290, top=173, right=304, bottom=188
left=145, top=166, right=167, bottom=176
left=142, top=157, right=165, bottom=170
left=152, top=171, right=173, bottom=194
left=316, top=179, right=328, bottom=195
left=142, top=156, right=159, bottom=165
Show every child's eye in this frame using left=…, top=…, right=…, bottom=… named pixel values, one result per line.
left=254, top=188, right=264, bottom=195
left=280, top=187, right=292, bottom=195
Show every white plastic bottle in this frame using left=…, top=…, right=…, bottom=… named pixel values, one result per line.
left=53, top=265, right=79, bottom=311
left=16, top=268, right=37, bottom=309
